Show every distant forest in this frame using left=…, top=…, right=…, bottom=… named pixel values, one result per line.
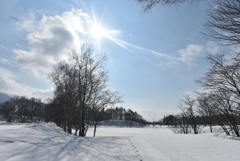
left=0, top=96, right=147, bottom=126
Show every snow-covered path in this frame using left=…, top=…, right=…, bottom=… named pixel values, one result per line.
left=1, top=123, right=240, bottom=161
left=89, top=127, right=240, bottom=161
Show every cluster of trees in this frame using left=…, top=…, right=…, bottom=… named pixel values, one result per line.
left=100, top=107, right=147, bottom=124
left=163, top=50, right=240, bottom=136
left=0, top=97, right=45, bottom=123
left=46, top=44, right=122, bottom=137
left=163, top=115, right=176, bottom=126
left=138, top=0, right=240, bottom=137
left=165, top=89, right=240, bottom=137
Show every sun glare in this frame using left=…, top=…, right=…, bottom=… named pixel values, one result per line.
left=87, top=19, right=172, bottom=61
left=90, top=22, right=109, bottom=40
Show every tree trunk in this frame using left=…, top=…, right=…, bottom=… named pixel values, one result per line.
left=67, top=125, right=72, bottom=134
left=74, top=128, right=78, bottom=136
left=210, top=124, right=213, bottom=133
left=93, top=123, right=97, bottom=137
left=79, top=117, right=85, bottom=137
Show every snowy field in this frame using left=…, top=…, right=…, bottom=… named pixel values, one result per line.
left=0, top=123, right=240, bottom=161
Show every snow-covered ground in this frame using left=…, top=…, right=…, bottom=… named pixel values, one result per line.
left=0, top=123, right=240, bottom=161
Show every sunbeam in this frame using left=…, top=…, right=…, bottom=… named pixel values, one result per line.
left=107, top=36, right=177, bottom=60
left=87, top=16, right=177, bottom=62
left=88, top=22, right=176, bottom=60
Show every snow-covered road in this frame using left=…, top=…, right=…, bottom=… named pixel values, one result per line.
left=0, top=123, right=240, bottom=161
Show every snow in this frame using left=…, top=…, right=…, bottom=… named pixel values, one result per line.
left=88, top=127, right=240, bottom=161
left=0, top=123, right=240, bottom=161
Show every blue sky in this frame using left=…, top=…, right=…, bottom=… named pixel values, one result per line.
left=0, top=0, right=220, bottom=120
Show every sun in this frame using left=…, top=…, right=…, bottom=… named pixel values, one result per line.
left=87, top=18, right=120, bottom=49
left=89, top=22, right=109, bottom=41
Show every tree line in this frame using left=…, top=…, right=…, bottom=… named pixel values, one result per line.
left=99, top=107, right=147, bottom=124
left=0, top=97, right=45, bottom=123
left=163, top=88, right=240, bottom=137
left=46, top=106, right=147, bottom=135
left=0, top=97, right=147, bottom=137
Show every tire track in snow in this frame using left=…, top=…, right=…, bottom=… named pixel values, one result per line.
left=127, top=136, right=172, bottom=161
left=127, top=138, right=143, bottom=161
left=128, top=135, right=200, bottom=161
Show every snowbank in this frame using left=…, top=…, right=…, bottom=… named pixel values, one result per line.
left=199, top=126, right=240, bottom=141
left=0, top=123, right=140, bottom=161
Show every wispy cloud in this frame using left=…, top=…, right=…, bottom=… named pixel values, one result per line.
left=20, top=12, right=36, bottom=32
left=0, top=73, right=53, bottom=100
left=0, top=58, right=15, bottom=67
left=0, top=44, right=9, bottom=51
left=73, top=0, right=81, bottom=8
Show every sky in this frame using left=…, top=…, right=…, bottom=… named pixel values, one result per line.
left=0, top=0, right=221, bottom=121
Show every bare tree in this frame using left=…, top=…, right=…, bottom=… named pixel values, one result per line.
left=49, top=61, right=78, bottom=133
left=196, top=94, right=216, bottom=133
left=209, top=91, right=240, bottom=137
left=49, top=44, right=122, bottom=137
left=197, top=53, right=240, bottom=136
left=0, top=98, right=16, bottom=122
left=174, top=111, right=190, bottom=134
left=173, top=95, right=199, bottom=134
left=15, top=97, right=29, bottom=123
left=197, top=53, right=240, bottom=111
left=71, top=45, right=109, bottom=137
left=136, top=0, right=201, bottom=12
left=205, top=0, right=240, bottom=45
left=182, top=95, right=199, bottom=134
left=90, top=90, right=122, bottom=137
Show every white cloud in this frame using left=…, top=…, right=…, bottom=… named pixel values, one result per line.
left=159, top=44, right=204, bottom=68
left=204, top=42, right=220, bottom=55
left=0, top=74, right=53, bottom=101
left=178, top=44, right=203, bottom=63
left=14, top=9, right=90, bottom=78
